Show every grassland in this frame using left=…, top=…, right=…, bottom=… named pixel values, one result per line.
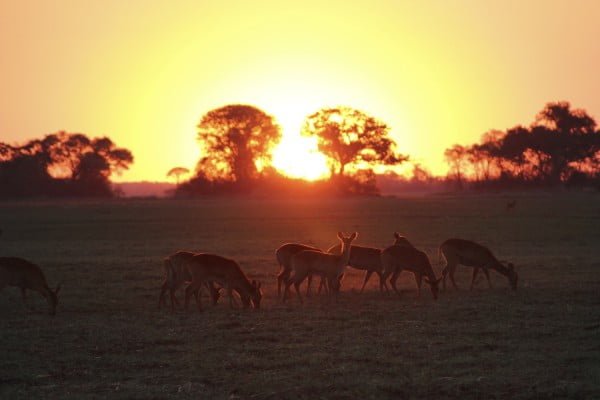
left=1, top=194, right=599, bottom=399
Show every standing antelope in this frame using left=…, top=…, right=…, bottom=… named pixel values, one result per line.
left=326, top=232, right=414, bottom=293
left=380, top=245, right=441, bottom=300
left=159, top=251, right=221, bottom=311
left=275, top=243, right=324, bottom=299
left=0, top=257, right=61, bottom=315
left=439, top=238, right=518, bottom=290
left=184, top=253, right=262, bottom=312
left=283, top=232, right=358, bottom=304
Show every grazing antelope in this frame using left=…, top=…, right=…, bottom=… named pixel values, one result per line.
left=284, top=232, right=358, bottom=304
left=184, top=253, right=262, bottom=312
left=275, top=243, right=324, bottom=299
left=0, top=257, right=61, bottom=315
left=326, top=232, right=414, bottom=293
left=439, top=238, right=518, bottom=290
left=159, top=251, right=221, bottom=311
left=380, top=245, right=441, bottom=300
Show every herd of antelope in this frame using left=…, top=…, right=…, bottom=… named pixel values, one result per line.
left=0, top=231, right=518, bottom=315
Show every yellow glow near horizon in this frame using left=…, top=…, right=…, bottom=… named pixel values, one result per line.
left=271, top=133, right=329, bottom=181
left=269, top=101, right=330, bottom=180
left=1, top=1, right=599, bottom=182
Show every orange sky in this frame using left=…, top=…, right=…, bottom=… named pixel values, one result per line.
left=1, top=0, right=599, bottom=181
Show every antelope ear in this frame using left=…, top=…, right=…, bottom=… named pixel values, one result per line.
left=350, top=232, right=358, bottom=240
left=337, top=231, right=344, bottom=239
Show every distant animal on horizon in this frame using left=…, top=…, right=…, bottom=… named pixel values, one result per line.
left=439, top=238, right=518, bottom=290
left=380, top=244, right=441, bottom=300
left=327, top=232, right=415, bottom=293
left=0, top=257, right=61, bottom=315
left=184, top=253, right=262, bottom=312
left=506, top=200, right=517, bottom=211
left=159, top=251, right=221, bottom=312
left=284, top=232, right=358, bottom=304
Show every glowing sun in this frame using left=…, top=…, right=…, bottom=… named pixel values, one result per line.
left=272, top=134, right=329, bottom=181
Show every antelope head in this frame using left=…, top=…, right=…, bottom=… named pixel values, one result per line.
left=424, top=277, right=442, bottom=300
left=251, top=280, right=263, bottom=309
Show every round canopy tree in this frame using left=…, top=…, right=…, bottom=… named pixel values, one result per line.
left=301, top=107, right=407, bottom=177
left=196, top=105, right=281, bottom=183
left=166, top=167, right=190, bottom=184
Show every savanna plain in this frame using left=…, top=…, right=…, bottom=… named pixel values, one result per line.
left=0, top=194, right=599, bottom=399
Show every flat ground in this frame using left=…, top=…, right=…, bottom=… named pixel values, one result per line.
left=0, top=194, right=599, bottom=399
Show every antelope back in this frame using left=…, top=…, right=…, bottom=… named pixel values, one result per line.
left=393, top=232, right=415, bottom=248
left=276, top=243, right=320, bottom=269
left=0, top=257, right=60, bottom=314
left=164, top=251, right=195, bottom=286
left=0, top=257, right=47, bottom=289
left=189, top=254, right=255, bottom=293
left=349, top=246, right=382, bottom=270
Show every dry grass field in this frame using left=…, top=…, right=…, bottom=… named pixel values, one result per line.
left=1, top=194, right=599, bottom=399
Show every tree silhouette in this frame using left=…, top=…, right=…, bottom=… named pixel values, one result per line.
left=443, top=101, right=600, bottom=188
left=196, top=105, right=281, bottom=184
left=167, top=167, right=190, bottom=185
left=529, top=102, right=598, bottom=183
left=0, top=132, right=133, bottom=198
left=411, top=163, right=433, bottom=183
left=444, top=144, right=469, bottom=189
left=301, top=107, right=407, bottom=177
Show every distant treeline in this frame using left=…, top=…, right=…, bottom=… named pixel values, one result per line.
left=2, top=101, right=599, bottom=199
left=443, top=102, right=600, bottom=190
left=0, top=132, right=133, bottom=198
left=175, top=168, right=381, bottom=197
left=175, top=101, right=599, bottom=197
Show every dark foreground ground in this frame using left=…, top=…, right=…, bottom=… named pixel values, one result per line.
left=0, top=194, right=599, bottom=399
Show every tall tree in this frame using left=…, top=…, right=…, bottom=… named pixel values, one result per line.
left=196, top=105, right=281, bottom=183
left=301, top=107, right=407, bottom=177
left=529, top=102, right=599, bottom=183
left=444, top=144, right=469, bottom=188
left=167, top=167, right=190, bottom=184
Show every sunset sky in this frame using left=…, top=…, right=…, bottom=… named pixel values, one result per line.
left=1, top=0, right=599, bottom=181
